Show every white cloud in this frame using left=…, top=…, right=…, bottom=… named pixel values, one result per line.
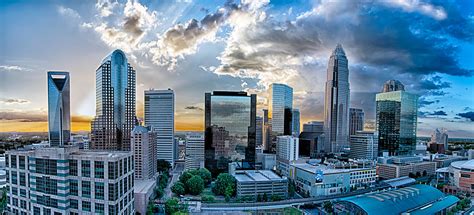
left=382, top=0, right=447, bottom=20
left=0, top=65, right=32, bottom=72
left=57, top=6, right=81, bottom=19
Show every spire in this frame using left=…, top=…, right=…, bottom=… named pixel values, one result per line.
left=332, top=43, right=346, bottom=56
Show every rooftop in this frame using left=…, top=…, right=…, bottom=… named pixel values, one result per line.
left=134, top=179, right=156, bottom=194
left=234, top=170, right=286, bottom=183
left=451, top=160, right=474, bottom=170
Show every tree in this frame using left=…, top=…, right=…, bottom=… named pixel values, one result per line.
left=271, top=195, right=282, bottom=201
left=288, top=180, right=296, bottom=198
left=159, top=173, right=169, bottom=189
left=416, top=172, right=421, bottom=178
left=155, top=187, right=164, bottom=199
left=212, top=173, right=236, bottom=196
left=422, top=170, right=427, bottom=176
left=171, top=182, right=186, bottom=196
left=164, top=198, right=179, bottom=215
left=198, top=168, right=212, bottom=185
left=157, top=159, right=171, bottom=173
left=179, top=171, right=194, bottom=185
left=146, top=203, right=155, bottom=215
left=186, top=175, right=205, bottom=195
left=263, top=193, right=268, bottom=202
left=201, top=195, right=215, bottom=203
left=257, top=194, right=262, bottom=202
left=408, top=172, right=415, bottom=178
left=323, top=201, right=333, bottom=213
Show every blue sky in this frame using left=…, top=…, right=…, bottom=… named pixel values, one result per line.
left=0, top=0, right=473, bottom=137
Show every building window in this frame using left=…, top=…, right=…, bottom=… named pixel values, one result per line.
left=95, top=182, right=105, bottom=200
left=82, top=161, right=91, bottom=177
left=108, top=183, right=117, bottom=201
left=19, top=172, right=26, bottom=186
left=94, top=161, right=104, bottom=179
left=36, top=176, right=58, bottom=195
left=35, top=158, right=58, bottom=175
left=33, top=207, right=40, bottom=215
left=95, top=203, right=105, bottom=214
left=82, top=181, right=91, bottom=198
left=461, top=173, right=471, bottom=178
left=19, top=156, right=26, bottom=169
left=82, top=201, right=91, bottom=212
left=11, top=155, right=17, bottom=168
left=70, top=199, right=78, bottom=209
left=69, top=160, right=78, bottom=176
left=70, top=180, right=79, bottom=196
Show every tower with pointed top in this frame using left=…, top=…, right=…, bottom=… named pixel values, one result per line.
left=324, top=44, right=350, bottom=153
left=90, top=49, right=137, bottom=151
left=47, top=71, right=71, bottom=146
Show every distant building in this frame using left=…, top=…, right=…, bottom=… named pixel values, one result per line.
left=185, top=133, right=205, bottom=170
left=256, top=153, right=276, bottom=170
left=337, top=184, right=459, bottom=215
left=377, top=156, right=436, bottom=179
left=430, top=128, right=449, bottom=153
left=292, top=109, right=300, bottom=136
left=276, top=136, right=299, bottom=177
left=382, top=79, right=405, bottom=92
left=91, top=49, right=137, bottom=151
left=290, top=162, right=376, bottom=197
left=47, top=71, right=71, bottom=146
left=376, top=80, right=418, bottom=156
left=299, top=121, right=324, bottom=158
left=204, top=91, right=256, bottom=176
left=349, top=108, right=364, bottom=135
left=131, top=126, right=157, bottom=180
left=349, top=131, right=378, bottom=160
left=256, top=116, right=263, bottom=147
left=262, top=109, right=271, bottom=152
left=442, top=160, right=474, bottom=195
left=324, top=44, right=350, bottom=153
left=268, top=84, right=293, bottom=153
left=145, top=89, right=175, bottom=166
left=232, top=170, right=288, bottom=201
left=6, top=146, right=135, bottom=214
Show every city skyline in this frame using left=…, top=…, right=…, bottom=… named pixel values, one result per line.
left=1, top=1, right=474, bottom=138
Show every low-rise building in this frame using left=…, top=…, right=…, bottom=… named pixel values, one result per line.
left=6, top=146, right=135, bottom=214
left=442, top=160, right=474, bottom=195
left=349, top=131, right=378, bottom=160
left=256, top=153, right=276, bottom=170
left=232, top=170, right=288, bottom=201
left=290, top=162, right=376, bottom=197
left=185, top=133, right=204, bottom=170
left=377, top=156, right=437, bottom=179
left=134, top=179, right=157, bottom=215
left=276, top=136, right=298, bottom=177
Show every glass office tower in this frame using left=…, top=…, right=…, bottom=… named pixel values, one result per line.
left=376, top=84, right=418, bottom=156
left=91, top=49, right=137, bottom=151
left=204, top=91, right=256, bottom=176
left=349, top=108, right=365, bottom=135
left=292, top=108, right=300, bottom=136
left=324, top=44, right=350, bottom=153
left=47, top=71, right=71, bottom=146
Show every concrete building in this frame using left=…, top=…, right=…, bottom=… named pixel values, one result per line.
left=324, top=44, right=350, bottom=153
left=349, top=131, right=378, bottom=160
left=185, top=133, right=205, bottom=170
left=377, top=156, right=436, bottom=179
left=6, top=146, right=135, bottom=214
left=131, top=126, right=157, bottom=180
left=256, top=153, right=276, bottom=170
left=442, top=160, right=474, bottom=195
left=349, top=108, right=364, bottom=136
left=145, top=89, right=175, bottom=166
left=47, top=71, right=71, bottom=146
left=290, top=162, right=376, bottom=197
left=232, top=170, right=288, bottom=201
left=91, top=50, right=136, bottom=151
left=276, top=136, right=299, bottom=177
left=299, top=121, right=324, bottom=158
left=134, top=179, right=156, bottom=215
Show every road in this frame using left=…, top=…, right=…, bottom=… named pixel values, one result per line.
left=164, top=163, right=184, bottom=199
left=201, top=188, right=377, bottom=211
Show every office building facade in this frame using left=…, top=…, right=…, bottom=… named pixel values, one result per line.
left=349, top=131, right=378, bottom=160
left=349, top=108, right=364, bottom=136
left=47, top=71, right=71, bottom=147
left=292, top=109, right=300, bottom=136
left=256, top=116, right=263, bottom=147
left=6, top=146, right=135, bottom=214
left=324, top=44, right=350, bottom=153
left=376, top=81, right=418, bottom=156
left=233, top=170, right=288, bottom=201
left=144, top=89, right=175, bottom=166
left=204, top=91, right=256, bottom=176
left=131, top=126, right=157, bottom=180
left=299, top=121, right=325, bottom=158
left=91, top=49, right=137, bottom=151
left=276, top=136, right=299, bottom=177
left=268, top=83, right=293, bottom=135
left=185, top=133, right=205, bottom=170
left=262, top=109, right=271, bottom=152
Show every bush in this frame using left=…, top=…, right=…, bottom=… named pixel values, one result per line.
left=201, top=195, right=215, bottom=203
left=171, top=182, right=186, bottom=196
left=212, top=173, right=236, bottom=196
left=186, top=175, right=205, bottom=195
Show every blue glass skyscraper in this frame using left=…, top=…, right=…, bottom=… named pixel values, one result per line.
left=91, top=49, right=136, bottom=150
left=47, top=71, right=71, bottom=146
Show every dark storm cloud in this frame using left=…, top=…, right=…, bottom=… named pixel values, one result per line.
left=123, top=14, right=144, bottom=37
left=428, top=110, right=448, bottom=116
left=419, top=76, right=451, bottom=90
left=185, top=106, right=203, bottom=111
left=457, top=111, right=474, bottom=121
left=211, top=101, right=249, bottom=118
left=418, top=97, right=440, bottom=108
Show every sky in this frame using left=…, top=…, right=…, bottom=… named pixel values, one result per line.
left=0, top=0, right=473, bottom=137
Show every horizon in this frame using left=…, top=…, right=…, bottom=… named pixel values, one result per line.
left=1, top=0, right=474, bottom=138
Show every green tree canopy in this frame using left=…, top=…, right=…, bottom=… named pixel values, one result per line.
left=171, top=182, right=186, bottom=196
left=198, top=168, right=212, bottom=185
left=212, top=173, right=236, bottom=196
left=157, top=159, right=171, bottom=173
left=165, top=198, right=179, bottom=215
left=186, top=175, right=205, bottom=195
left=179, top=171, right=194, bottom=185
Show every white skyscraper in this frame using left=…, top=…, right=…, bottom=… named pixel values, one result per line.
left=144, top=89, right=175, bottom=166
left=430, top=128, right=449, bottom=151
left=350, top=131, right=378, bottom=160
left=324, top=44, right=350, bottom=153
left=276, top=135, right=299, bottom=177
left=185, top=133, right=205, bottom=170
left=131, top=126, right=157, bottom=180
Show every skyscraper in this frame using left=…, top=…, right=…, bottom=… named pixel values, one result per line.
left=262, top=109, right=272, bottom=152
left=376, top=80, right=418, bottom=156
left=430, top=128, right=448, bottom=152
left=256, top=116, right=263, bottom=147
left=90, top=49, right=136, bottom=151
left=350, top=131, right=378, bottom=160
left=47, top=71, right=70, bottom=146
left=131, top=126, right=157, bottom=180
left=204, top=91, right=256, bottom=176
left=268, top=83, right=293, bottom=134
left=276, top=135, right=299, bottom=177
left=324, top=44, right=350, bottom=153
left=349, top=108, right=365, bottom=135
left=185, top=133, right=205, bottom=170
left=144, top=89, right=175, bottom=166
left=292, top=108, right=300, bottom=136
left=382, top=80, right=405, bottom=93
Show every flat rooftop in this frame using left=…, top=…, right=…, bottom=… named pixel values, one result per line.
left=134, top=179, right=156, bottom=194
left=292, top=163, right=374, bottom=174
left=234, top=170, right=286, bottom=183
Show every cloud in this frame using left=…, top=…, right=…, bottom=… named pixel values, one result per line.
left=418, top=97, right=439, bottom=108
left=457, top=111, right=474, bottom=121
left=0, top=98, right=30, bottom=104
left=428, top=110, right=447, bottom=116
left=95, top=0, right=119, bottom=17
left=381, top=0, right=447, bottom=20
left=0, top=65, right=32, bottom=72
left=0, top=110, right=46, bottom=122
left=57, top=6, right=81, bottom=19
left=184, top=106, right=203, bottom=111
